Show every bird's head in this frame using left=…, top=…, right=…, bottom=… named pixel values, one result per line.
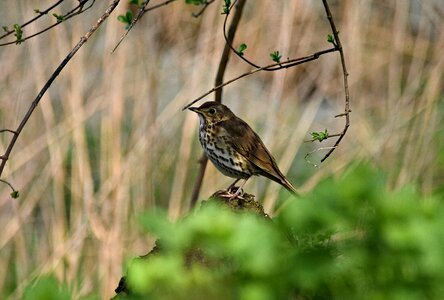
left=188, top=101, right=234, bottom=124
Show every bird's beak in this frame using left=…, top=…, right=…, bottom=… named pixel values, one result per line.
left=188, top=107, right=200, bottom=114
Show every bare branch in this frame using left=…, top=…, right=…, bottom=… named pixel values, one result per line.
left=182, top=47, right=336, bottom=110
left=0, top=0, right=65, bottom=40
left=192, top=0, right=216, bottom=18
left=0, top=178, right=18, bottom=196
left=0, top=0, right=121, bottom=178
left=0, top=129, right=17, bottom=134
left=0, top=0, right=96, bottom=46
left=111, top=0, right=154, bottom=53
left=144, top=0, right=177, bottom=12
left=319, top=0, right=351, bottom=163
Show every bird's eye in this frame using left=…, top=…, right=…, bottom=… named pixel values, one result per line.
left=208, top=108, right=216, bottom=115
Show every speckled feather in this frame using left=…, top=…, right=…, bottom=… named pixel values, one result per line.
left=189, top=101, right=297, bottom=195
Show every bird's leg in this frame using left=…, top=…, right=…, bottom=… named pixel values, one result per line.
left=228, top=178, right=249, bottom=200
left=227, top=178, right=241, bottom=192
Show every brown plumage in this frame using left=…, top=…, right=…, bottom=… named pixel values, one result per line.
left=189, top=101, right=297, bottom=195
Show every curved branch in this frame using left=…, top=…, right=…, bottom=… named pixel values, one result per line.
left=144, top=0, right=177, bottom=12
left=0, top=0, right=96, bottom=46
left=319, top=0, right=350, bottom=162
left=192, top=0, right=216, bottom=18
left=0, top=0, right=121, bottom=178
left=182, top=47, right=337, bottom=111
left=0, top=0, right=65, bottom=40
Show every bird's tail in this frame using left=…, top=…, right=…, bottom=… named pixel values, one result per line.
left=281, top=176, right=298, bottom=196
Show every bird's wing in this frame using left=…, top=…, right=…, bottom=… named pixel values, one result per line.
left=219, top=118, right=285, bottom=181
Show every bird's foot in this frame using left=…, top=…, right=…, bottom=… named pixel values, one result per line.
left=223, top=186, right=245, bottom=200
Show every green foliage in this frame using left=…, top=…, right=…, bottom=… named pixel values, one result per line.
left=23, top=275, right=71, bottom=300
left=52, top=13, right=64, bottom=22
left=270, top=50, right=281, bottom=63
left=10, top=190, right=19, bottom=198
left=327, top=34, right=334, bottom=44
left=237, top=43, right=247, bottom=56
left=13, top=24, right=24, bottom=44
left=23, top=165, right=444, bottom=299
left=120, top=164, right=444, bottom=299
left=34, top=9, right=41, bottom=14
left=2, top=25, right=8, bottom=32
left=117, top=11, right=133, bottom=29
left=221, top=0, right=231, bottom=14
left=311, top=129, right=329, bottom=142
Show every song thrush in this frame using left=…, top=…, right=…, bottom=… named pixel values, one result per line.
left=189, top=101, right=297, bottom=196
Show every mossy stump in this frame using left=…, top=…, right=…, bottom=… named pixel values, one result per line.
left=114, top=190, right=268, bottom=296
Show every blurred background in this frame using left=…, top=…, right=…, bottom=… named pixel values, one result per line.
left=0, top=0, right=443, bottom=298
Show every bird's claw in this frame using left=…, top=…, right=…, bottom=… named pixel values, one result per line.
left=222, top=186, right=245, bottom=200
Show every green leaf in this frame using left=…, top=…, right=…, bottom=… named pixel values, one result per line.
left=2, top=25, right=8, bottom=32
left=129, top=0, right=140, bottom=5
left=34, top=9, right=41, bottom=14
left=238, top=43, right=247, bottom=56
left=222, top=0, right=231, bottom=14
left=270, top=50, right=282, bottom=63
left=52, top=13, right=64, bottom=22
left=13, top=24, right=24, bottom=45
left=311, top=129, right=329, bottom=142
left=117, top=15, right=127, bottom=23
left=327, top=34, right=334, bottom=44
left=10, top=190, right=19, bottom=199
left=125, top=11, right=133, bottom=23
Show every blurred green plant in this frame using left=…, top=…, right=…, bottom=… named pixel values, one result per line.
left=23, top=275, right=71, bottom=300
left=26, top=164, right=444, bottom=299
left=118, top=164, right=444, bottom=299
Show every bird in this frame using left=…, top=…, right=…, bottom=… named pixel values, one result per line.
left=188, top=101, right=297, bottom=197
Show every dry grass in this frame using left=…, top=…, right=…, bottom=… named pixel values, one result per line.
left=0, top=0, right=443, bottom=298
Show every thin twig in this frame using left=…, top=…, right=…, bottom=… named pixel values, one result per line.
left=144, top=0, right=177, bottom=12
left=0, top=0, right=96, bottom=46
left=0, top=129, right=17, bottom=134
left=182, top=47, right=336, bottom=110
left=320, top=0, right=350, bottom=163
left=304, top=146, right=336, bottom=168
left=0, top=178, right=18, bottom=194
left=192, top=0, right=216, bottom=18
left=221, top=0, right=334, bottom=72
left=189, top=0, right=247, bottom=208
left=111, top=0, right=152, bottom=53
left=0, top=0, right=121, bottom=178
left=0, top=0, right=65, bottom=40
